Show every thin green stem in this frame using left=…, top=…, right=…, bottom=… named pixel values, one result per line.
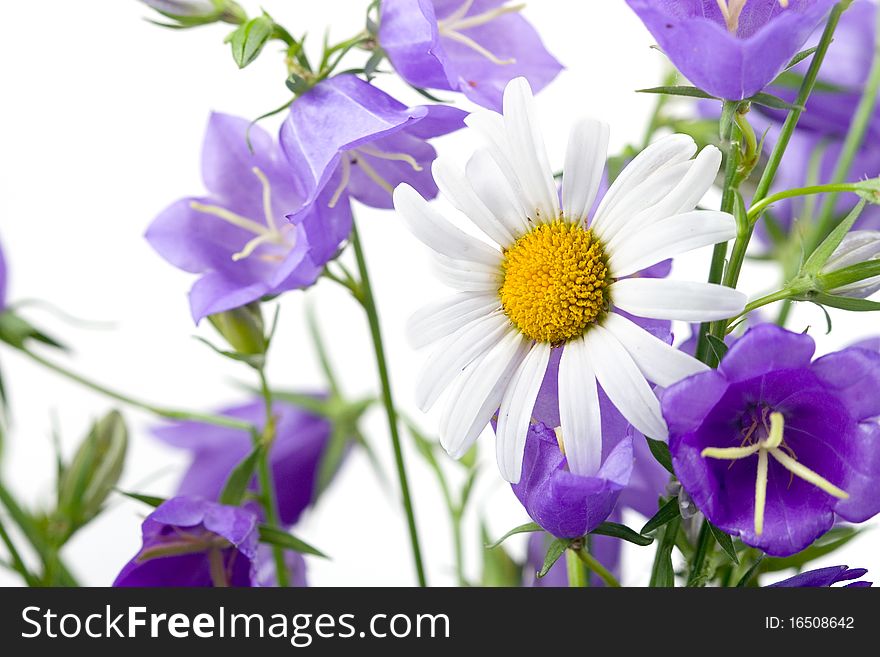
left=0, top=515, right=38, bottom=586
left=749, top=182, right=872, bottom=223
left=256, top=366, right=289, bottom=588
left=687, top=520, right=713, bottom=587
left=350, top=220, right=427, bottom=587
left=566, top=549, right=588, bottom=587
left=811, top=4, right=880, bottom=248
left=14, top=346, right=254, bottom=433
left=576, top=547, right=620, bottom=588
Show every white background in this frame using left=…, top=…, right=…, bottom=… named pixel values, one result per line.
left=0, top=0, right=876, bottom=587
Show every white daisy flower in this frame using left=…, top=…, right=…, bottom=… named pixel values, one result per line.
left=393, top=77, right=747, bottom=483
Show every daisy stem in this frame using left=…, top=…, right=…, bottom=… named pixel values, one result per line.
left=576, top=547, right=620, bottom=588
left=256, top=366, right=290, bottom=588
left=714, top=2, right=848, bottom=295
left=350, top=220, right=428, bottom=587
left=13, top=344, right=256, bottom=433
left=808, top=4, right=880, bottom=252
left=566, top=548, right=588, bottom=587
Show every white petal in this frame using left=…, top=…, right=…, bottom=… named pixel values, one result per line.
left=592, top=134, right=696, bottom=238
left=439, top=330, right=530, bottom=458
left=563, top=119, right=610, bottom=223
left=603, top=312, right=709, bottom=386
left=407, top=293, right=500, bottom=349
left=583, top=327, right=667, bottom=440
left=464, top=110, right=531, bottom=213
left=394, top=184, right=500, bottom=265
left=416, top=312, right=509, bottom=411
left=432, top=253, right=502, bottom=292
left=610, top=278, right=747, bottom=321
left=466, top=149, right=529, bottom=239
left=596, top=160, right=693, bottom=246
left=496, top=342, right=552, bottom=483
left=432, top=158, right=515, bottom=246
left=558, top=337, right=602, bottom=476
left=608, top=210, right=736, bottom=278
left=502, top=78, right=560, bottom=222
left=823, top=230, right=880, bottom=272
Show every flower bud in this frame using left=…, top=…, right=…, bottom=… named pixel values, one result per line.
left=56, top=411, right=128, bottom=538
left=820, top=230, right=880, bottom=298
left=208, top=302, right=267, bottom=356
left=140, top=0, right=245, bottom=27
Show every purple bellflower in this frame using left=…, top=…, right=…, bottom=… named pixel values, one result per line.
left=280, top=74, right=466, bottom=222
left=768, top=564, right=872, bottom=587
left=153, top=398, right=332, bottom=527
left=378, top=0, right=562, bottom=111
left=663, top=324, right=880, bottom=556
left=114, top=497, right=258, bottom=587
left=146, top=113, right=352, bottom=323
left=625, top=0, right=837, bottom=100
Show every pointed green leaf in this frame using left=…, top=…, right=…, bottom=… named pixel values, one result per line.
left=118, top=490, right=166, bottom=508
left=230, top=14, right=274, bottom=69
left=736, top=555, right=765, bottom=587
left=219, top=443, right=262, bottom=505
left=480, top=522, right=523, bottom=587
left=645, top=436, right=674, bottom=475
left=762, top=526, right=861, bottom=573
left=649, top=516, right=681, bottom=587
left=641, top=497, right=681, bottom=535
left=485, top=522, right=542, bottom=549
left=537, top=538, right=572, bottom=578
left=813, top=292, right=880, bottom=311
left=708, top=522, right=739, bottom=564
left=817, top=260, right=880, bottom=291
left=803, top=200, right=867, bottom=273
left=258, top=525, right=328, bottom=559
left=706, top=333, right=730, bottom=363
left=748, top=92, right=804, bottom=111
left=784, top=46, right=819, bottom=71
left=591, top=521, right=654, bottom=547
left=636, top=85, right=716, bottom=100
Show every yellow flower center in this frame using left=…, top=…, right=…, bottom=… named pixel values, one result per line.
left=499, top=220, right=609, bottom=344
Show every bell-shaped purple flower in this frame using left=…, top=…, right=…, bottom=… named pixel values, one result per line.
left=626, top=0, right=837, bottom=100
left=114, top=496, right=258, bottom=587
left=768, top=564, right=872, bottom=587
left=146, top=112, right=352, bottom=323
left=280, top=74, right=466, bottom=221
left=378, top=0, right=562, bottom=111
left=663, top=324, right=880, bottom=556
left=153, top=398, right=332, bottom=527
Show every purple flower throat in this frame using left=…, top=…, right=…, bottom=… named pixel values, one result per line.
left=700, top=402, right=849, bottom=537
left=437, top=1, right=526, bottom=67
left=716, top=0, right=791, bottom=35
left=135, top=524, right=241, bottom=588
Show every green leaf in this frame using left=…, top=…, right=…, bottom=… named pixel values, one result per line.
left=258, top=525, right=328, bottom=559
left=649, top=516, right=681, bottom=587
left=817, top=259, right=880, bottom=291
left=708, top=523, right=739, bottom=564
left=117, top=490, right=166, bottom=508
left=485, top=522, right=542, bottom=549
left=193, top=336, right=265, bottom=369
left=640, top=497, right=681, bottom=535
left=748, top=92, right=804, bottom=111
left=230, top=14, right=274, bottom=69
left=636, top=85, right=716, bottom=100
left=706, top=333, right=730, bottom=364
left=813, top=292, right=880, bottom=311
left=480, top=523, right=522, bottom=587
left=807, top=301, right=834, bottom=334
left=646, top=436, right=674, bottom=475
left=761, top=526, right=862, bottom=573
left=784, top=46, right=819, bottom=71
left=537, top=538, right=572, bottom=578
left=736, top=555, right=765, bottom=587
left=459, top=467, right=480, bottom=513
left=802, top=200, right=867, bottom=273
left=591, top=522, right=654, bottom=547
left=219, top=443, right=262, bottom=505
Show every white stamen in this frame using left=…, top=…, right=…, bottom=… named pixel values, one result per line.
left=437, top=1, right=524, bottom=66
left=715, top=0, right=789, bottom=33
left=251, top=166, right=278, bottom=233
left=329, top=156, right=352, bottom=208
left=701, top=411, right=848, bottom=537
left=232, top=232, right=277, bottom=261
left=357, top=144, right=424, bottom=171
left=353, top=154, right=396, bottom=195
left=189, top=201, right=268, bottom=236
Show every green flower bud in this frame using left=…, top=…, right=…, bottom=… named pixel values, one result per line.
left=208, top=302, right=267, bottom=356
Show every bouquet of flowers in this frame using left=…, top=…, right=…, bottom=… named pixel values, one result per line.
left=1, top=0, right=878, bottom=590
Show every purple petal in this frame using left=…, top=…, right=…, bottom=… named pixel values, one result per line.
left=719, top=324, right=815, bottom=383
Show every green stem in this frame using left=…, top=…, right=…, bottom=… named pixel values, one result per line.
left=695, top=100, right=741, bottom=365
left=350, top=220, right=427, bottom=587
left=256, top=367, right=289, bottom=588
left=0, top=515, right=38, bottom=586
left=566, top=548, right=588, bottom=587
left=749, top=182, right=872, bottom=223
left=687, top=520, right=713, bottom=587
left=451, top=510, right=466, bottom=587
left=576, top=547, right=620, bottom=588
left=811, top=4, right=880, bottom=249
left=718, top=3, right=847, bottom=294
left=15, top=346, right=253, bottom=433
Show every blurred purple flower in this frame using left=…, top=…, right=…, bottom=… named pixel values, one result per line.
left=254, top=545, right=308, bottom=587
left=378, top=0, right=562, bottom=111
left=768, top=565, right=872, bottom=587
left=626, top=0, right=836, bottom=100
left=153, top=398, right=332, bottom=526
left=146, top=113, right=352, bottom=323
left=114, top=497, right=258, bottom=587
left=663, top=324, right=880, bottom=556
left=280, top=75, right=466, bottom=221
